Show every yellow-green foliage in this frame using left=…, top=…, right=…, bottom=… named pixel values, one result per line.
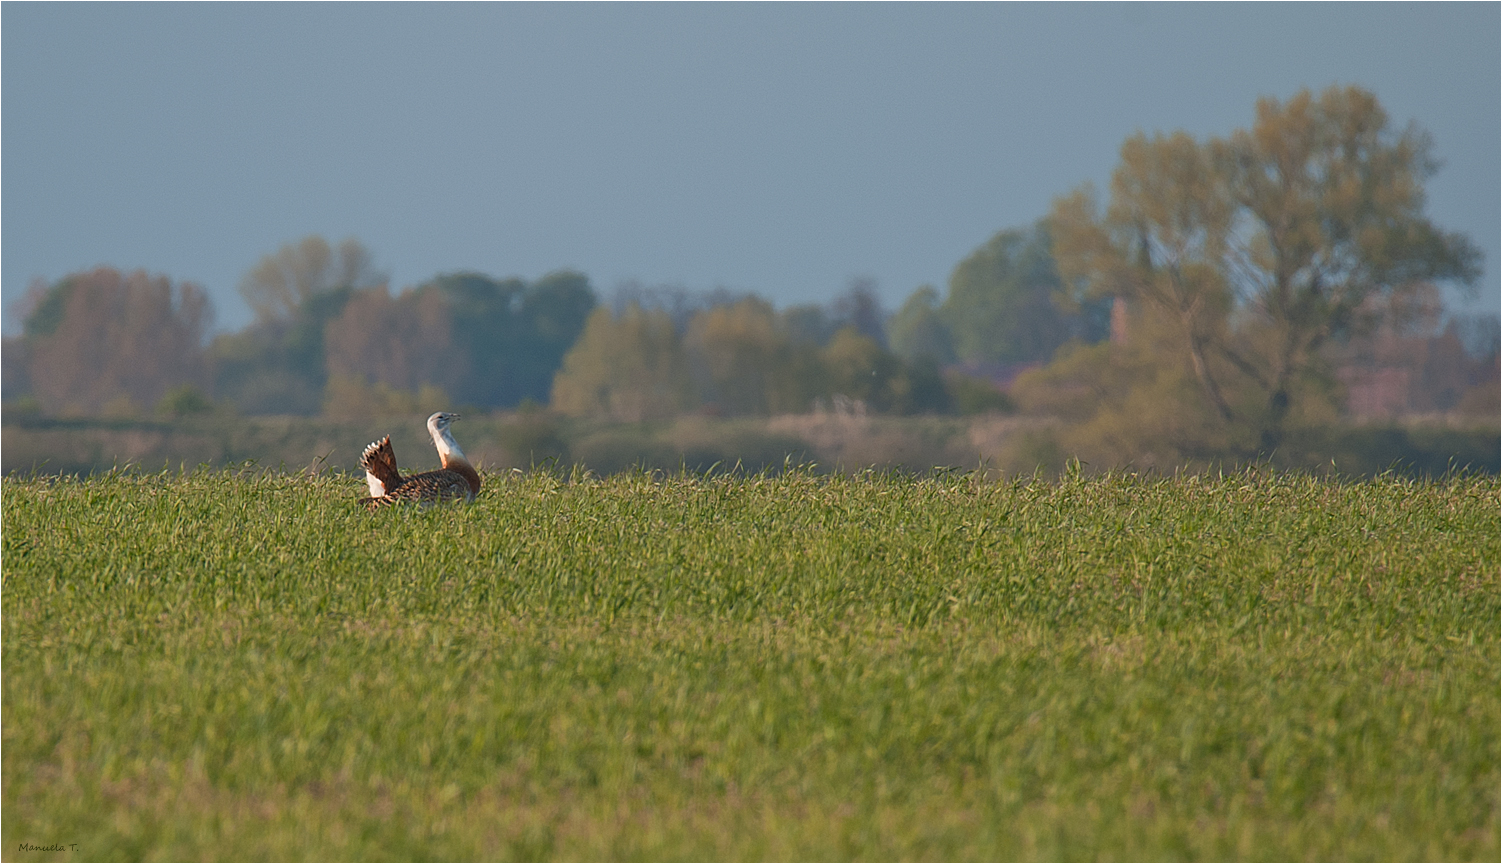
left=1046, top=86, right=1481, bottom=456
left=551, top=305, right=694, bottom=422
left=3, top=468, right=1498, bottom=859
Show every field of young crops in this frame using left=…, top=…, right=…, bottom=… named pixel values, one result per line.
left=3, top=467, right=1497, bottom=860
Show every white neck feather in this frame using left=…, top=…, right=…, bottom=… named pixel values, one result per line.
left=432, top=426, right=468, bottom=466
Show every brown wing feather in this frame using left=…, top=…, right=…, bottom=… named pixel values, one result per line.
left=362, top=468, right=472, bottom=511
left=359, top=436, right=404, bottom=493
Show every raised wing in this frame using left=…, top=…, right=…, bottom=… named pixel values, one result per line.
left=359, top=436, right=404, bottom=497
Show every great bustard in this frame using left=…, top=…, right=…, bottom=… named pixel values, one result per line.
left=358, top=412, right=481, bottom=510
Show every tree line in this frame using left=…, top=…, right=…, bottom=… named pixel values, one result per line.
left=5, top=239, right=601, bottom=420
left=4, top=86, right=1495, bottom=468
left=4, top=221, right=1102, bottom=422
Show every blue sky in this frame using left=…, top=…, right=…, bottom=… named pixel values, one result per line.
left=4, top=3, right=1497, bottom=334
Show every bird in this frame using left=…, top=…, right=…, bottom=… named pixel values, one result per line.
left=358, top=411, right=481, bottom=510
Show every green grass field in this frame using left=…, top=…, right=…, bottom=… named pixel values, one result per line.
left=3, top=467, right=1498, bottom=860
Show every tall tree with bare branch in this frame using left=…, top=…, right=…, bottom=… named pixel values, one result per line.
left=1049, top=86, right=1480, bottom=453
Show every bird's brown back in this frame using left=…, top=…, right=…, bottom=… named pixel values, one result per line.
left=361, top=468, right=473, bottom=510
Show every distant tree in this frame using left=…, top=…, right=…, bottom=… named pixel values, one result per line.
left=683, top=298, right=789, bottom=416
left=610, top=282, right=749, bottom=332
left=768, top=341, right=833, bottom=415
left=17, top=276, right=73, bottom=339
left=941, top=222, right=1076, bottom=366
left=2, top=335, right=30, bottom=403
left=551, top=305, right=693, bottom=422
left=324, top=285, right=461, bottom=397
left=425, top=272, right=529, bottom=407
left=208, top=286, right=355, bottom=415
left=829, top=277, right=888, bottom=347
left=211, top=235, right=383, bottom=415
left=514, top=270, right=597, bottom=403
left=890, top=355, right=956, bottom=415
left=558, top=291, right=956, bottom=419
left=155, top=383, right=215, bottom=418
left=944, top=370, right=1013, bottom=416
left=1414, top=321, right=1482, bottom=414
left=19, top=268, right=212, bottom=415
left=1449, top=313, right=1501, bottom=360
left=887, top=284, right=955, bottom=364
left=821, top=327, right=902, bottom=411
left=1051, top=85, right=1481, bottom=451
left=1322, top=301, right=1501, bottom=419
left=777, top=304, right=835, bottom=347
left=1010, top=313, right=1239, bottom=470
left=420, top=269, right=596, bottom=408
left=239, top=235, right=382, bottom=323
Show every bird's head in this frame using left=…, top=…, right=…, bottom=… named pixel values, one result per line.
left=426, top=411, right=461, bottom=437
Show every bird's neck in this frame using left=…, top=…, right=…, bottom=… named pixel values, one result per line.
left=433, top=427, right=482, bottom=497
left=432, top=426, right=466, bottom=465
